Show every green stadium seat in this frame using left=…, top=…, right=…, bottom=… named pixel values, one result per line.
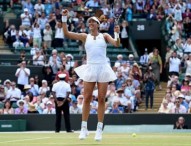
left=0, top=102, right=4, bottom=109
left=12, top=102, right=18, bottom=109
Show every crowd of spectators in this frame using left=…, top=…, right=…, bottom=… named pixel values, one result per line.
left=1, top=0, right=191, bottom=115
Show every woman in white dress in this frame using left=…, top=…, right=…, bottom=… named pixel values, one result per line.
left=62, top=10, right=120, bottom=141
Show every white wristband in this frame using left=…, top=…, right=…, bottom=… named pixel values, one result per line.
left=62, top=16, right=67, bottom=23
left=114, top=32, right=119, bottom=41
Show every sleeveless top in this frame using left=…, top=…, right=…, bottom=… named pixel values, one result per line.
left=84, top=33, right=107, bottom=64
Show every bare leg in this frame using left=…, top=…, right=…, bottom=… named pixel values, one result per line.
left=82, top=81, right=96, bottom=121
left=97, top=82, right=108, bottom=122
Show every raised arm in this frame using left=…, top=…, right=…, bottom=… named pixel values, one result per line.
left=62, top=9, right=87, bottom=43
left=103, top=25, right=120, bottom=47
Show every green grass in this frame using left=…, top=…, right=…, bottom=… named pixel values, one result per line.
left=0, top=133, right=191, bottom=146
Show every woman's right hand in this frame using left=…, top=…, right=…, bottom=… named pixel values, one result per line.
left=62, top=9, right=69, bottom=16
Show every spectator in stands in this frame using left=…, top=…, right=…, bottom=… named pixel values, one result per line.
left=13, top=31, right=24, bottom=49
left=48, top=49, right=61, bottom=76
left=30, top=44, right=40, bottom=55
left=42, top=64, right=54, bottom=86
left=147, top=8, right=157, bottom=20
left=172, top=38, right=184, bottom=58
left=53, top=21, right=64, bottom=48
left=23, top=0, right=34, bottom=15
left=28, top=103, right=39, bottom=113
left=55, top=65, right=69, bottom=82
left=171, top=96, right=187, bottom=113
left=183, top=38, right=191, bottom=54
left=173, top=3, right=182, bottom=22
left=158, top=99, right=171, bottom=113
left=164, top=46, right=173, bottom=77
left=32, top=22, right=42, bottom=48
left=183, top=16, right=191, bottom=38
left=38, top=12, right=48, bottom=30
left=48, top=12, right=57, bottom=30
left=135, top=0, right=145, bottom=14
left=15, top=61, right=30, bottom=92
left=129, top=63, right=142, bottom=82
left=66, top=54, right=75, bottom=71
left=0, top=100, right=14, bottom=114
left=44, top=0, right=53, bottom=16
left=90, top=95, right=98, bottom=114
left=120, top=61, right=130, bottom=80
left=174, top=116, right=188, bottom=129
left=128, top=54, right=136, bottom=67
left=85, top=0, right=99, bottom=8
left=149, top=48, right=163, bottom=90
left=125, top=4, right=133, bottom=22
left=110, top=99, right=122, bottom=114
left=114, top=54, right=125, bottom=68
left=70, top=100, right=82, bottom=114
left=143, top=66, right=155, bottom=110
left=185, top=54, right=191, bottom=74
left=32, top=50, right=45, bottom=66
left=124, top=78, right=135, bottom=112
left=15, top=99, right=28, bottom=114
left=34, top=0, right=45, bottom=15
left=20, top=8, right=32, bottom=28
left=120, top=20, right=129, bottom=50
left=181, top=79, right=190, bottom=93
left=43, top=23, right=52, bottom=48
left=38, top=80, right=50, bottom=95
left=29, top=77, right=39, bottom=97
left=99, top=17, right=109, bottom=33
left=140, top=48, right=149, bottom=74
left=77, top=94, right=84, bottom=112
left=115, top=71, right=126, bottom=90
left=3, top=79, right=11, bottom=94
left=178, top=93, right=189, bottom=111
left=0, top=85, right=6, bottom=102
left=42, top=100, right=56, bottom=114
left=168, top=51, right=181, bottom=77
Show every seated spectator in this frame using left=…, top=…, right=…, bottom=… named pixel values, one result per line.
left=115, top=71, right=126, bottom=90
left=42, top=100, right=56, bottom=114
left=77, top=94, right=84, bottom=112
left=114, top=54, right=125, bottom=68
left=173, top=116, right=188, bottom=129
left=119, top=61, right=130, bottom=80
left=39, top=80, right=50, bottom=95
left=70, top=100, right=82, bottom=114
left=0, top=85, right=6, bottom=102
left=42, top=64, right=54, bottom=86
left=178, top=94, right=189, bottom=111
left=147, top=9, right=157, bottom=20
left=158, top=99, right=171, bottom=113
left=32, top=50, right=45, bottom=66
left=181, top=79, right=190, bottom=93
left=15, top=99, right=28, bottom=114
left=55, top=65, right=69, bottom=82
left=34, top=96, right=44, bottom=114
left=30, top=44, right=40, bottom=55
left=28, top=103, right=39, bottom=114
left=0, top=100, right=14, bottom=114
left=66, top=54, right=75, bottom=71
left=29, top=77, right=39, bottom=97
left=110, top=99, right=123, bottom=114
left=90, top=95, right=98, bottom=114
left=13, top=31, right=24, bottom=49
left=6, top=82, right=21, bottom=104
left=171, top=97, right=187, bottom=113
left=129, top=63, right=142, bottom=82
left=3, top=79, right=11, bottom=94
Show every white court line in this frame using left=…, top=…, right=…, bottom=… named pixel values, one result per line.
left=0, top=137, right=50, bottom=143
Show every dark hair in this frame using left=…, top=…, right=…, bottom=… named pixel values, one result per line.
left=4, top=100, right=12, bottom=109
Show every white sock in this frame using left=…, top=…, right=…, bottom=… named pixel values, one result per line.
left=97, top=122, right=103, bottom=130
left=81, top=121, right=87, bottom=129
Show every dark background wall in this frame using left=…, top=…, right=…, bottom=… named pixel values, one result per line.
left=0, top=114, right=191, bottom=131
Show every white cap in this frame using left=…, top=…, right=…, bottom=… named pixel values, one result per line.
left=42, top=80, right=47, bottom=83
left=117, top=54, right=123, bottom=59
left=58, top=74, right=66, bottom=79
left=46, top=101, right=52, bottom=105
left=186, top=73, right=191, bottom=76
left=129, top=54, right=134, bottom=58
left=24, top=85, right=31, bottom=90
left=87, top=16, right=100, bottom=25
left=178, top=94, right=185, bottom=99
left=24, top=8, right=28, bottom=12
left=66, top=54, right=74, bottom=60
left=17, top=99, right=26, bottom=107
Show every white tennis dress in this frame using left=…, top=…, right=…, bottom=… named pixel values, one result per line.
left=74, top=33, right=117, bottom=82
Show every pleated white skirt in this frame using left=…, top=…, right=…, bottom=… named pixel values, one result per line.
left=74, top=63, right=117, bottom=82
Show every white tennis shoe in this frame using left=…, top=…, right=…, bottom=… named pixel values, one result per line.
left=79, top=127, right=89, bottom=140
left=94, top=128, right=103, bottom=141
